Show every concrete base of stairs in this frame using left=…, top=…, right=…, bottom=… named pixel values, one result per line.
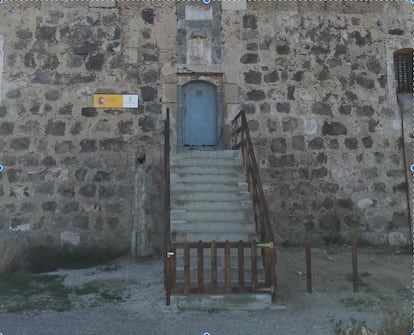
left=170, top=294, right=286, bottom=312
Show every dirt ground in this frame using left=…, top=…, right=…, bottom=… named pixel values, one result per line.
left=0, top=245, right=411, bottom=335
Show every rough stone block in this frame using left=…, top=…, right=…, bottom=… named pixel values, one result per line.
left=224, top=84, right=239, bottom=104
left=276, top=102, right=290, bottom=114
left=106, top=216, right=119, bottom=230
left=118, top=120, right=133, bottom=135
left=139, top=116, right=156, bottom=132
left=75, top=169, right=88, bottom=182
left=322, top=122, right=347, bottom=136
left=0, top=122, right=15, bottom=135
left=244, top=70, right=261, bottom=84
left=240, top=54, right=258, bottom=64
left=269, top=154, right=295, bottom=168
left=292, top=136, right=305, bottom=151
left=60, top=231, right=81, bottom=247
left=243, top=14, right=257, bottom=29
left=62, top=202, right=79, bottom=214
left=80, top=140, right=97, bottom=153
left=344, top=138, right=358, bottom=150
left=162, top=84, right=177, bottom=103
left=93, top=171, right=111, bottom=182
left=247, top=89, right=265, bottom=101
left=89, top=0, right=116, bottom=8
left=82, top=108, right=98, bottom=117
left=42, top=201, right=57, bottom=212
left=18, top=154, right=39, bottom=167
left=99, top=185, right=116, bottom=199
left=308, top=137, right=325, bottom=150
left=312, top=102, right=332, bottom=116
left=10, top=137, right=30, bottom=151
left=388, top=232, right=408, bottom=246
left=270, top=137, right=287, bottom=153
left=141, top=86, right=157, bottom=102
left=276, top=44, right=290, bottom=55
left=46, top=120, right=66, bottom=136
left=57, top=184, right=75, bottom=198
left=55, top=141, right=74, bottom=154
left=79, top=184, right=97, bottom=198
left=222, top=0, right=246, bottom=10
left=264, top=71, right=279, bottom=83
left=86, top=54, right=105, bottom=71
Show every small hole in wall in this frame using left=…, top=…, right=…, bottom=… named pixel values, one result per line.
left=137, top=153, right=146, bottom=165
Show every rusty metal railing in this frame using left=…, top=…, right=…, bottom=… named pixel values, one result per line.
left=231, top=110, right=277, bottom=299
left=164, top=108, right=172, bottom=305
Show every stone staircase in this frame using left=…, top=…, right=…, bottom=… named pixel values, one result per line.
left=171, top=150, right=257, bottom=243
left=168, top=150, right=271, bottom=310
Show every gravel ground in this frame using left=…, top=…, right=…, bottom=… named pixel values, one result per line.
left=0, top=246, right=410, bottom=335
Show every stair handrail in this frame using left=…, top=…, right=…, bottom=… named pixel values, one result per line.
left=164, top=108, right=171, bottom=305
left=231, top=110, right=274, bottom=243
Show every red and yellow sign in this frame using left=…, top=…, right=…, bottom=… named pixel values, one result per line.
left=93, top=94, right=139, bottom=108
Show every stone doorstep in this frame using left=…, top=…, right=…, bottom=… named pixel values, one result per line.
left=174, top=150, right=241, bottom=159
left=171, top=158, right=243, bottom=167
left=170, top=294, right=286, bottom=312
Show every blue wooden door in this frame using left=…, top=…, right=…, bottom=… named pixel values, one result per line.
left=183, top=81, right=217, bottom=146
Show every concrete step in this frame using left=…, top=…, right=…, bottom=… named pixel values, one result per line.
left=171, top=182, right=248, bottom=193
left=172, top=191, right=251, bottom=202
left=183, top=210, right=253, bottom=222
left=171, top=165, right=243, bottom=175
left=171, top=158, right=242, bottom=167
left=171, top=173, right=245, bottom=184
left=174, top=150, right=240, bottom=159
left=172, top=221, right=256, bottom=233
left=170, top=294, right=276, bottom=312
left=173, top=231, right=257, bottom=242
left=171, top=200, right=252, bottom=211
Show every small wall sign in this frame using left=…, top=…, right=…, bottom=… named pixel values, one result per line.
left=93, top=94, right=139, bottom=109
left=0, top=164, right=4, bottom=173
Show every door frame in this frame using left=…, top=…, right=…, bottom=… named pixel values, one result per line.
left=176, top=75, right=224, bottom=150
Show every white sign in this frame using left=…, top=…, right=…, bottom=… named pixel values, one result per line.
left=123, top=94, right=139, bottom=108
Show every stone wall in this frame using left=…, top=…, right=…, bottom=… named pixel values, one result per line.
left=0, top=1, right=411, bottom=264
left=222, top=1, right=412, bottom=245
left=0, top=2, right=175, bottom=261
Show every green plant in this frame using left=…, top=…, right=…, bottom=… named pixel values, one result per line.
left=333, top=311, right=412, bottom=335
left=378, top=311, right=411, bottom=335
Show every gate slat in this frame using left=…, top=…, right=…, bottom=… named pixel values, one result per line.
left=171, top=243, right=176, bottom=289
left=211, top=240, right=217, bottom=291
left=197, top=240, right=204, bottom=293
left=224, top=241, right=231, bottom=293
left=184, top=241, right=190, bottom=294
left=238, top=241, right=244, bottom=292
left=251, top=241, right=258, bottom=291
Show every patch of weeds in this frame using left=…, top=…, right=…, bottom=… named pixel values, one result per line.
left=99, top=289, right=126, bottom=303
left=345, top=274, right=368, bottom=287
left=333, top=319, right=376, bottom=335
left=0, top=238, right=26, bottom=274
left=0, top=274, right=72, bottom=312
left=379, top=310, right=411, bottom=335
left=332, top=311, right=411, bottom=335
left=340, top=296, right=374, bottom=312
left=74, top=282, right=101, bottom=296
left=74, top=282, right=128, bottom=304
